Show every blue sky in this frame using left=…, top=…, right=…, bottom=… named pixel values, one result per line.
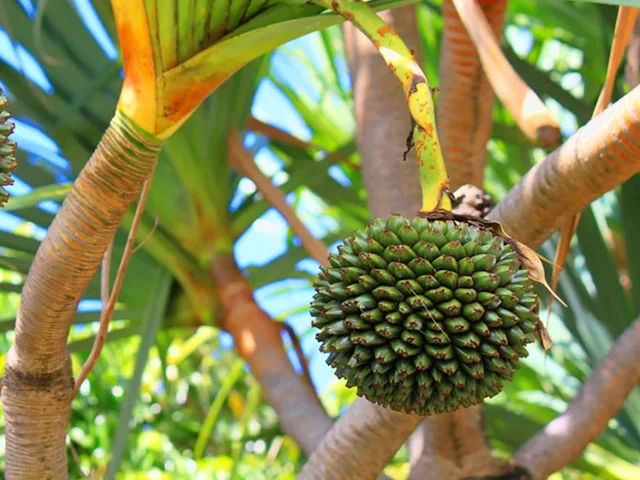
left=0, top=0, right=345, bottom=395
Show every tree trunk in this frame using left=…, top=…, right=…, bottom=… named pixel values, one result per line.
left=209, top=254, right=333, bottom=456
left=1, top=112, right=162, bottom=479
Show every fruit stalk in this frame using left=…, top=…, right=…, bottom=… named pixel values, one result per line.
left=314, top=0, right=451, bottom=212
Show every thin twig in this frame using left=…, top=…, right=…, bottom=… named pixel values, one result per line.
left=228, top=130, right=329, bottom=266
left=101, top=243, right=112, bottom=306
left=281, top=322, right=314, bottom=389
left=131, top=213, right=159, bottom=254
left=72, top=168, right=157, bottom=397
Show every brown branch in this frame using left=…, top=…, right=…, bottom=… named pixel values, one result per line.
left=131, top=213, right=159, bottom=254
left=488, top=83, right=640, bottom=250
left=73, top=172, right=155, bottom=397
left=298, top=397, right=423, bottom=480
left=101, top=243, right=113, bottom=306
left=437, top=0, right=505, bottom=189
left=245, top=116, right=359, bottom=170
left=451, top=0, right=560, bottom=148
left=408, top=415, right=459, bottom=479
left=514, top=318, right=640, bottom=479
left=228, top=130, right=329, bottom=266
left=209, top=254, right=333, bottom=456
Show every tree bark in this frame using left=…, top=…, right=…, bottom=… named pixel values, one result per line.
left=409, top=406, right=512, bottom=479
left=1, top=111, right=162, bottom=479
left=298, top=398, right=423, bottom=480
left=209, top=254, right=333, bottom=456
left=438, top=0, right=508, bottom=189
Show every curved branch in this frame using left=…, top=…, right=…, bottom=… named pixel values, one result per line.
left=488, top=84, right=640, bottom=249
left=227, top=130, right=329, bottom=266
left=514, top=318, right=640, bottom=479
left=281, top=322, right=314, bottom=389
left=1, top=112, right=162, bottom=478
left=409, top=406, right=512, bottom=479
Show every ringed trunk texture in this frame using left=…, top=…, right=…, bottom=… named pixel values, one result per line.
left=438, top=0, right=507, bottom=189
left=209, top=254, right=333, bottom=456
left=298, top=398, right=423, bottom=480
left=489, top=83, right=640, bottom=249
left=408, top=407, right=511, bottom=479
left=2, top=112, right=162, bottom=479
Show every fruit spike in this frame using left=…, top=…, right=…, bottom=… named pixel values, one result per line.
left=310, top=213, right=541, bottom=416
left=0, top=87, right=17, bottom=208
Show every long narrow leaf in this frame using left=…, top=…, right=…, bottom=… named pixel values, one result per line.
left=194, top=358, right=246, bottom=460
left=105, top=268, right=173, bottom=479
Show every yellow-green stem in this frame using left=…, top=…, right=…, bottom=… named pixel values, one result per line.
left=315, top=0, right=451, bottom=212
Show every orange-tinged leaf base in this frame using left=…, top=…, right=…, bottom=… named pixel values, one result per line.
left=113, top=0, right=157, bottom=135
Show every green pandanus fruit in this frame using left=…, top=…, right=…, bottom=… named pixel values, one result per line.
left=309, top=1, right=547, bottom=415
left=0, top=87, right=16, bottom=207
left=311, top=214, right=540, bottom=415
